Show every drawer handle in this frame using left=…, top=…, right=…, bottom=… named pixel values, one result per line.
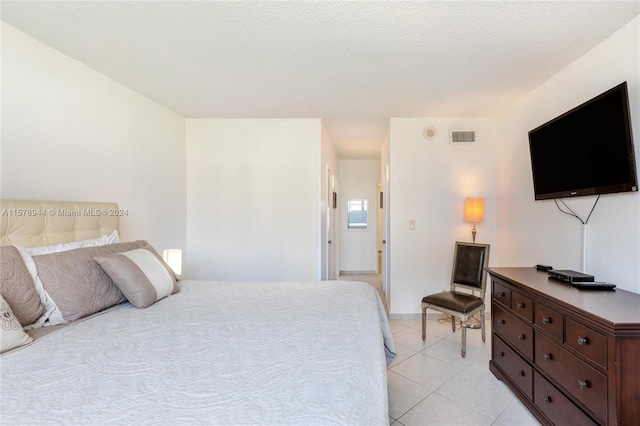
left=516, top=302, right=525, bottom=309
left=543, top=353, right=552, bottom=361
left=516, top=370, right=525, bottom=377
left=541, top=396, right=551, bottom=404
left=497, top=351, right=505, bottom=357
left=577, top=336, right=589, bottom=345
left=542, top=316, right=551, bottom=324
left=498, top=292, right=506, bottom=298
left=517, top=334, right=525, bottom=340
left=577, top=379, right=589, bottom=389
left=498, top=319, right=505, bottom=325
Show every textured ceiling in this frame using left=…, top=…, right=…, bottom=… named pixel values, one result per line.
left=2, top=1, right=639, bottom=158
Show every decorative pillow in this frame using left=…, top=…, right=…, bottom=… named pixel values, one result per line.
left=0, top=295, right=33, bottom=353
left=0, top=246, right=45, bottom=326
left=26, top=230, right=120, bottom=256
left=94, top=247, right=179, bottom=308
left=33, top=241, right=148, bottom=321
left=14, top=246, right=65, bottom=329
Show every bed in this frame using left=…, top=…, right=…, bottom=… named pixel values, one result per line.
left=1, top=200, right=396, bottom=425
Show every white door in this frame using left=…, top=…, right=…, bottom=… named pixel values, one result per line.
left=382, top=164, right=390, bottom=302
left=326, top=167, right=337, bottom=280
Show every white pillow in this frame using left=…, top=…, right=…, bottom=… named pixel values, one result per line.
left=25, top=230, right=120, bottom=256
left=0, top=294, right=33, bottom=353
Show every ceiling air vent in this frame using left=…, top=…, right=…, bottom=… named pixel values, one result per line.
left=450, top=130, right=476, bottom=144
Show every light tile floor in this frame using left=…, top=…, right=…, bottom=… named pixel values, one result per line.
left=339, top=273, right=541, bottom=426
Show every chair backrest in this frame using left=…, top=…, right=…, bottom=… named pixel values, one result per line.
left=450, top=241, right=490, bottom=296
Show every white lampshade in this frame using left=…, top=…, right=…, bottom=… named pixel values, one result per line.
left=464, top=198, right=484, bottom=223
left=162, top=249, right=182, bottom=276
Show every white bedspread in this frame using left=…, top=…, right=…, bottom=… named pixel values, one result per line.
left=1, top=280, right=395, bottom=425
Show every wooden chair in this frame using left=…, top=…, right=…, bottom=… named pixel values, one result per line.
left=421, top=241, right=490, bottom=357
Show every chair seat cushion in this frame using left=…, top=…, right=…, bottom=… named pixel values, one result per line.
left=422, top=291, right=483, bottom=314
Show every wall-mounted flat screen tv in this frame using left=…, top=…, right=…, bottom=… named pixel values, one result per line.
left=528, top=82, right=638, bottom=200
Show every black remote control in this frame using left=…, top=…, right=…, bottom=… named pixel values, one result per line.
left=535, top=264, right=553, bottom=272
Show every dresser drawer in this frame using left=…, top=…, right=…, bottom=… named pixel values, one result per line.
left=534, top=302, right=563, bottom=342
left=534, top=372, right=597, bottom=426
left=535, top=333, right=607, bottom=422
left=493, top=304, right=533, bottom=360
left=565, top=318, right=607, bottom=368
left=493, top=335, right=533, bottom=400
left=511, top=290, right=533, bottom=323
left=492, top=279, right=511, bottom=307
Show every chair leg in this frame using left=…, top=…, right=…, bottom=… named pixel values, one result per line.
left=451, top=315, right=456, bottom=332
left=421, top=307, right=426, bottom=341
left=461, top=319, right=467, bottom=358
left=480, top=310, right=486, bottom=342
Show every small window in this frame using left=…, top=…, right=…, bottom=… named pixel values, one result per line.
left=347, top=199, right=368, bottom=230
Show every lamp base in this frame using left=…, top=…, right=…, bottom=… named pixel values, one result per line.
left=438, top=314, right=482, bottom=329
left=464, top=314, right=482, bottom=329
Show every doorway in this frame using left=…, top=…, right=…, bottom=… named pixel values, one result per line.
left=381, top=163, right=390, bottom=306
left=326, top=167, right=337, bottom=280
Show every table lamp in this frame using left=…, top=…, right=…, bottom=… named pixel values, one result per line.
left=464, top=198, right=484, bottom=243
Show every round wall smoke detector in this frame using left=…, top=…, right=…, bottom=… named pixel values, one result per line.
left=423, top=126, right=438, bottom=141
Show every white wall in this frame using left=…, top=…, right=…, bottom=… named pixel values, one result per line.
left=0, top=23, right=186, bottom=253
left=389, top=119, right=498, bottom=315
left=339, top=159, right=380, bottom=273
left=496, top=17, right=640, bottom=293
left=185, top=118, right=323, bottom=281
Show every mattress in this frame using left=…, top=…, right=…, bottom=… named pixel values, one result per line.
left=1, top=279, right=395, bottom=425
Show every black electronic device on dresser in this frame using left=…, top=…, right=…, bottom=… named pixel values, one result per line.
left=486, top=267, right=640, bottom=426
left=547, top=269, right=594, bottom=283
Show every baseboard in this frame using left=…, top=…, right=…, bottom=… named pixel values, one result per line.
left=339, top=270, right=377, bottom=275
left=389, top=313, right=421, bottom=320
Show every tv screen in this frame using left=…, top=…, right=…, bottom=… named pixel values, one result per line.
left=528, top=82, right=638, bottom=200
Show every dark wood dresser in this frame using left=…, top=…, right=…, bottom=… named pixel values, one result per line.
left=486, top=267, right=640, bottom=425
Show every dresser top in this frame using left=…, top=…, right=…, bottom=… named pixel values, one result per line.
left=487, top=267, right=640, bottom=329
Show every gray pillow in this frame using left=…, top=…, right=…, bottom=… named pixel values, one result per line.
left=94, top=246, right=179, bottom=308
left=33, top=241, right=148, bottom=321
left=0, top=245, right=45, bottom=326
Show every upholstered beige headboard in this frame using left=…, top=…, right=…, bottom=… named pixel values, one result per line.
left=1, top=200, right=119, bottom=247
